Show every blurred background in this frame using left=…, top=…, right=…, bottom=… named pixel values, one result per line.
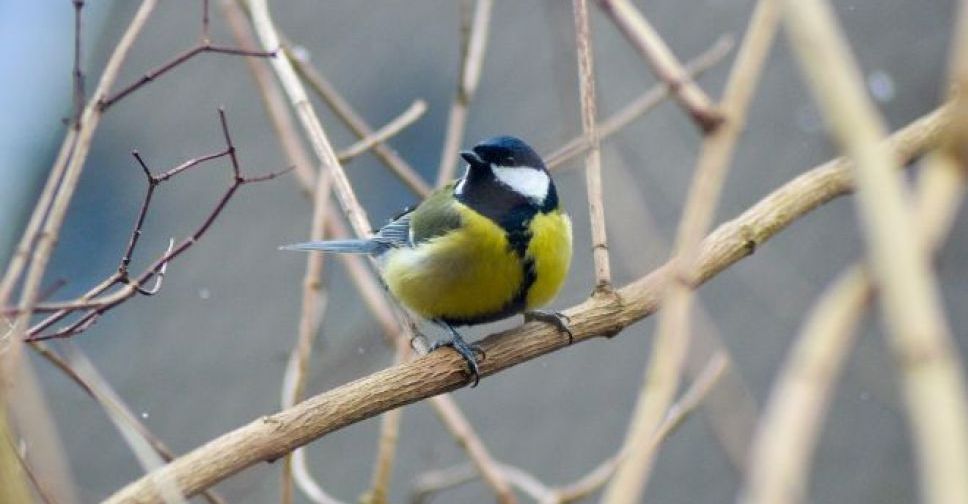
left=1, top=0, right=965, bottom=502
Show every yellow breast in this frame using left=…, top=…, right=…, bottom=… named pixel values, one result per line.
left=382, top=204, right=572, bottom=324
left=525, top=209, right=572, bottom=310
left=382, top=204, right=523, bottom=323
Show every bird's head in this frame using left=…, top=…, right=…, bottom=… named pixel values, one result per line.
left=455, top=136, right=556, bottom=211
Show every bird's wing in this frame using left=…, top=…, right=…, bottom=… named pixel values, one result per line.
left=408, top=183, right=463, bottom=245
left=373, top=211, right=413, bottom=247
left=371, top=184, right=461, bottom=249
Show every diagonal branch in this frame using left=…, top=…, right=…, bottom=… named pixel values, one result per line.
left=596, top=0, right=723, bottom=132
left=782, top=2, right=968, bottom=503
left=602, top=2, right=780, bottom=501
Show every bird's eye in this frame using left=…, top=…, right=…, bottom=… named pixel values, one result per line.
left=505, top=157, right=514, bottom=164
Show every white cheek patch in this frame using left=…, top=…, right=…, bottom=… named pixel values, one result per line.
left=492, top=165, right=550, bottom=203
left=454, top=166, right=470, bottom=195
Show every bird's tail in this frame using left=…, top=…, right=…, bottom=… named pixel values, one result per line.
left=279, top=239, right=383, bottom=254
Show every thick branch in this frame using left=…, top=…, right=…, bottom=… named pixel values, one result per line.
left=103, top=104, right=952, bottom=504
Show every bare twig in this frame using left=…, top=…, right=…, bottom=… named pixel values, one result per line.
left=248, top=0, right=372, bottom=238
left=23, top=111, right=291, bottom=342
left=64, top=344, right=188, bottom=504
left=337, top=100, right=428, bottom=163
left=427, top=395, right=518, bottom=504
left=361, top=343, right=409, bottom=504
left=31, top=341, right=225, bottom=504
left=3, top=0, right=159, bottom=390
left=545, top=35, right=734, bottom=170
left=0, top=405, right=34, bottom=504
left=783, top=2, right=968, bottom=503
left=410, top=353, right=730, bottom=504
left=743, top=138, right=967, bottom=504
left=410, top=464, right=477, bottom=504
left=603, top=2, right=779, bottom=502
left=572, top=0, right=612, bottom=291
left=596, top=0, right=723, bottom=131
left=102, top=104, right=954, bottom=504
left=3, top=428, right=56, bottom=504
left=287, top=45, right=431, bottom=198
left=220, top=0, right=317, bottom=192
left=554, top=352, right=729, bottom=504
left=436, top=0, right=493, bottom=186
left=100, top=0, right=276, bottom=112
left=72, top=0, right=85, bottom=126
left=280, top=145, right=335, bottom=504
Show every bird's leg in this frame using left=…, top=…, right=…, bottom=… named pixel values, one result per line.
left=430, top=322, right=484, bottom=387
left=524, top=309, right=573, bottom=344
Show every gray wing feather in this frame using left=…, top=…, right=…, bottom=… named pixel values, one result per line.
left=280, top=205, right=424, bottom=256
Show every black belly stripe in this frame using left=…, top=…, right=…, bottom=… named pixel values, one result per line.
left=440, top=223, right=536, bottom=327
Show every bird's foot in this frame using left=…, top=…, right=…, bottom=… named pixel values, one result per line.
left=430, top=331, right=485, bottom=387
left=525, top=310, right=573, bottom=344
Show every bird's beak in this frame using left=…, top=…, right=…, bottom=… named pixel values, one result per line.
left=460, top=150, right=483, bottom=165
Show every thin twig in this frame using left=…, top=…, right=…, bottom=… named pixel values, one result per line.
left=248, top=0, right=372, bottom=238
left=572, top=0, right=612, bottom=291
left=24, top=111, right=291, bottom=342
left=337, top=100, right=428, bottom=163
left=596, top=0, right=723, bottom=132
left=4, top=0, right=159, bottom=388
left=102, top=103, right=954, bottom=504
left=742, top=146, right=967, bottom=504
left=427, top=395, right=518, bottom=504
left=280, top=289, right=334, bottom=504
left=72, top=0, right=85, bottom=127
left=409, top=353, right=731, bottom=504
left=435, top=0, right=493, bottom=186
left=0, top=422, right=54, bottom=504
left=32, top=341, right=226, bottom=503
left=100, top=44, right=275, bottom=110
left=287, top=44, right=431, bottom=198
left=280, top=135, right=336, bottom=504
left=220, top=0, right=317, bottom=192
left=64, top=344, right=188, bottom=504
left=545, top=34, right=734, bottom=170
left=782, top=2, right=968, bottom=503
left=554, top=352, right=730, bottom=504
left=361, top=343, right=409, bottom=504
left=602, top=2, right=780, bottom=502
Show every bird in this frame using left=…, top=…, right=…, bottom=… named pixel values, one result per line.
left=281, top=136, right=572, bottom=386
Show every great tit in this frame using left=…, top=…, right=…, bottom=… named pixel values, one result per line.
left=282, top=136, right=572, bottom=385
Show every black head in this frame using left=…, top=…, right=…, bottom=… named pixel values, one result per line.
left=454, top=136, right=559, bottom=228
left=460, top=135, right=547, bottom=171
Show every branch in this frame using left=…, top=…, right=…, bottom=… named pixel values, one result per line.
left=435, top=0, right=493, bottom=186
left=545, top=34, right=734, bottom=170
left=336, top=100, right=428, bottom=163
left=287, top=45, right=431, bottom=198
left=99, top=0, right=275, bottom=110
left=572, top=0, right=612, bottom=291
left=2, top=0, right=159, bottom=389
left=603, top=2, right=780, bottom=501
left=596, top=0, right=723, bottom=132
left=742, top=132, right=967, bottom=504
left=22, top=110, right=290, bottom=342
left=102, top=103, right=954, bottom=504
left=247, top=0, right=372, bottom=238
left=783, top=2, right=968, bottom=503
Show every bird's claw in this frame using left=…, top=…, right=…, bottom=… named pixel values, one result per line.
left=525, top=310, right=574, bottom=344
left=430, top=337, right=484, bottom=387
